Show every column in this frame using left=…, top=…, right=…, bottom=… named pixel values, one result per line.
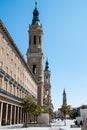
left=20, top=107, right=22, bottom=123
left=27, top=112, right=29, bottom=124
left=23, top=110, right=24, bottom=123
left=5, top=103, right=8, bottom=125
left=17, top=107, right=19, bottom=124
left=25, top=112, right=26, bottom=123
left=0, top=102, right=3, bottom=126
left=14, top=106, right=16, bottom=124
left=10, top=105, right=12, bottom=125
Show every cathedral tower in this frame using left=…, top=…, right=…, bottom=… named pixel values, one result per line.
left=44, top=59, right=51, bottom=107
left=27, top=2, right=44, bottom=106
left=63, top=89, right=67, bottom=105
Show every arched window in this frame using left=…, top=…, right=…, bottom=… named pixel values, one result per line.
left=39, top=36, right=41, bottom=44
left=46, top=89, right=48, bottom=95
left=34, top=35, right=36, bottom=45
left=33, top=65, right=37, bottom=74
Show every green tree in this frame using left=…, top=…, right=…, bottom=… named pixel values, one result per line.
left=32, top=103, right=42, bottom=122
left=21, top=95, right=35, bottom=123
left=42, top=108, right=49, bottom=113
left=21, top=95, right=42, bottom=123
left=60, top=105, right=71, bottom=118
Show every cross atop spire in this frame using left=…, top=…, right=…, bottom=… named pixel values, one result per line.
left=35, top=0, right=37, bottom=8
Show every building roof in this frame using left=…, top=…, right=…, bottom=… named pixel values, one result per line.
left=32, top=2, right=40, bottom=25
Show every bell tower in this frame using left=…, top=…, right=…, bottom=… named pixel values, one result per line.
left=63, top=89, right=67, bottom=105
left=44, top=59, right=51, bottom=107
left=27, top=2, right=44, bottom=106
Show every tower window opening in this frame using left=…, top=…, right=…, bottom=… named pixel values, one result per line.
left=39, top=36, right=41, bottom=44
left=34, top=35, right=36, bottom=45
left=46, top=89, right=48, bottom=95
left=45, top=76, right=48, bottom=83
left=33, top=65, right=37, bottom=74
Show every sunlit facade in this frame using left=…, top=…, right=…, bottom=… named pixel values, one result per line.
left=0, top=3, right=52, bottom=126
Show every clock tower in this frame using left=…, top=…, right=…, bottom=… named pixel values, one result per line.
left=27, top=2, right=44, bottom=106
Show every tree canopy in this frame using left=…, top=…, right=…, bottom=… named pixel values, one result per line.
left=60, top=105, right=71, bottom=118
left=21, top=95, right=42, bottom=116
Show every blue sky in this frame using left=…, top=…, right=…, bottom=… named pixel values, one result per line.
left=0, top=0, right=87, bottom=110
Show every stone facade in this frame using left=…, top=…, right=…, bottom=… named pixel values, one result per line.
left=0, top=3, right=52, bottom=126
left=0, top=20, right=37, bottom=126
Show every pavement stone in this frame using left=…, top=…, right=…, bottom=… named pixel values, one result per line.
left=0, top=119, right=82, bottom=130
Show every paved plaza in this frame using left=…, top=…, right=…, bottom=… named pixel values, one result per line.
left=0, top=119, right=82, bottom=130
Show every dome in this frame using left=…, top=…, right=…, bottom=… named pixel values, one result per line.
left=32, top=2, right=40, bottom=25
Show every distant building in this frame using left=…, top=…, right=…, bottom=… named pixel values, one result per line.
left=63, top=88, right=67, bottom=105
left=0, top=2, right=53, bottom=126
left=54, top=111, right=58, bottom=119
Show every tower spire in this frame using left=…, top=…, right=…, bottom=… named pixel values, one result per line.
left=45, top=58, right=49, bottom=71
left=32, top=1, right=40, bottom=25
left=63, top=88, right=67, bottom=105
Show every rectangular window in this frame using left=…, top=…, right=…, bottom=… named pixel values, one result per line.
left=13, top=86, right=15, bottom=95
left=0, top=47, right=4, bottom=55
left=10, top=84, right=12, bottom=93
left=6, top=53, right=9, bottom=60
left=14, top=74, right=16, bottom=80
left=5, top=81, right=8, bottom=92
left=10, top=71, right=12, bottom=77
left=6, top=67, right=8, bottom=73
left=15, top=63, right=16, bottom=68
left=11, top=59, right=13, bottom=64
